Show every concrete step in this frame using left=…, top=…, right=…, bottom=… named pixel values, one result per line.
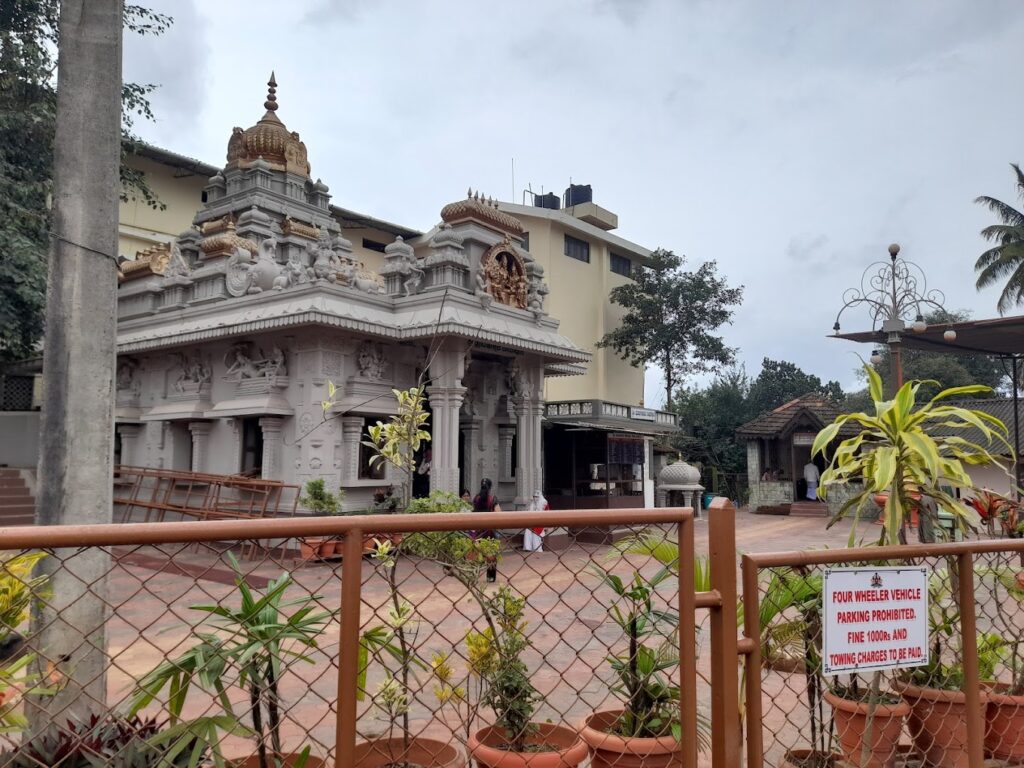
left=0, top=469, right=22, bottom=478
left=0, top=490, right=30, bottom=500
left=0, top=505, right=34, bottom=516
left=790, top=501, right=829, bottom=518
left=0, top=480, right=26, bottom=491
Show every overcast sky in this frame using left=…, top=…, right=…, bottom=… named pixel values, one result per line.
left=123, top=0, right=1024, bottom=407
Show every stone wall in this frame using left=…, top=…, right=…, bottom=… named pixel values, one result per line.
left=749, top=480, right=793, bottom=510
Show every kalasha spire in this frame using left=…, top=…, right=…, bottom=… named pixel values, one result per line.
left=264, top=71, right=278, bottom=114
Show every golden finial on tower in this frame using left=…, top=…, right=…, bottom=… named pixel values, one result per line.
left=264, top=72, right=278, bottom=112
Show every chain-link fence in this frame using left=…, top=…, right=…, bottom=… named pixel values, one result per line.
left=743, top=541, right=1024, bottom=768
left=0, top=506, right=727, bottom=768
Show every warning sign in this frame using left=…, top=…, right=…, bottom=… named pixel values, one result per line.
left=822, top=566, right=929, bottom=675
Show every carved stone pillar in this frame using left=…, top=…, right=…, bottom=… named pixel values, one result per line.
left=427, top=386, right=466, bottom=494
left=512, top=398, right=529, bottom=506
left=428, top=344, right=467, bottom=495
left=259, top=417, right=284, bottom=480
left=340, top=416, right=364, bottom=484
left=461, top=421, right=482, bottom=495
left=498, top=425, right=516, bottom=485
left=528, top=400, right=545, bottom=499
left=188, top=421, right=212, bottom=473
left=115, top=424, right=142, bottom=468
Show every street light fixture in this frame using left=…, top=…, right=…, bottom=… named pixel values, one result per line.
left=832, top=243, right=957, bottom=392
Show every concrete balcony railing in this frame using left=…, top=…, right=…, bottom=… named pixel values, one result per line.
left=544, top=399, right=678, bottom=428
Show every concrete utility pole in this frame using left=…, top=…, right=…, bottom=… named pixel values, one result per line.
left=33, top=0, right=122, bottom=724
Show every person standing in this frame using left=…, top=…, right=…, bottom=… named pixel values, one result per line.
left=803, top=460, right=820, bottom=500
left=524, top=490, right=548, bottom=552
left=472, top=478, right=501, bottom=582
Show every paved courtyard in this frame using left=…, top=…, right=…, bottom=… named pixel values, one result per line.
left=77, top=509, right=864, bottom=765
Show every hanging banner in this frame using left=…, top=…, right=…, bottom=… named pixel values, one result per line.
left=822, top=566, right=929, bottom=675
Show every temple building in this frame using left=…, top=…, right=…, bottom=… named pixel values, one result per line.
left=91, top=76, right=679, bottom=510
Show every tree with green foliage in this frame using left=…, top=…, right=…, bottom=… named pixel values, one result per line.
left=671, top=367, right=750, bottom=479
left=597, top=249, right=743, bottom=404
left=745, top=358, right=844, bottom=418
left=0, top=3, right=171, bottom=364
left=975, top=163, right=1024, bottom=314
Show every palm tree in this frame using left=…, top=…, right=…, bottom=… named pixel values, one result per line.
left=975, top=163, right=1024, bottom=314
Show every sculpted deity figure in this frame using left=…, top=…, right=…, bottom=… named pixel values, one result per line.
left=172, top=353, right=211, bottom=393
left=116, top=358, right=141, bottom=397
left=402, top=255, right=425, bottom=297
left=356, top=342, right=387, bottom=380
left=223, top=345, right=261, bottom=381
left=164, top=242, right=192, bottom=280
left=259, top=346, right=287, bottom=378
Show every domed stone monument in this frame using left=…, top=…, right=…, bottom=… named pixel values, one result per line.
left=657, top=458, right=704, bottom=517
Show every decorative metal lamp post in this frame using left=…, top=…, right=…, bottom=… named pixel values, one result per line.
left=832, top=244, right=957, bottom=393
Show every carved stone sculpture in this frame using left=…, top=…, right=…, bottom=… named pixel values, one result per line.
left=474, top=266, right=492, bottom=310
left=506, top=359, right=527, bottom=399
left=310, top=229, right=340, bottom=281
left=223, top=344, right=261, bottom=381
left=273, top=258, right=309, bottom=290
left=223, top=343, right=287, bottom=381
left=480, top=240, right=528, bottom=309
left=172, top=352, right=212, bottom=393
left=246, top=237, right=280, bottom=294
left=226, top=246, right=255, bottom=297
left=163, top=242, right=192, bottom=280
left=402, top=256, right=425, bottom=297
left=356, top=342, right=387, bottom=380
left=116, top=357, right=141, bottom=397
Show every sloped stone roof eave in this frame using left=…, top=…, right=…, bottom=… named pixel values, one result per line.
left=116, top=289, right=591, bottom=364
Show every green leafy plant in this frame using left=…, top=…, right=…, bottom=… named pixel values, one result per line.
left=360, top=491, right=495, bottom=751
left=814, top=364, right=1013, bottom=546
left=299, top=479, right=343, bottom=516
left=128, top=554, right=328, bottom=768
left=466, top=587, right=541, bottom=752
left=0, top=713, right=200, bottom=768
left=591, top=564, right=683, bottom=740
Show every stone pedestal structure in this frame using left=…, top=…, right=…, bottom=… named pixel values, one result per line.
left=428, top=344, right=467, bottom=495
left=259, top=417, right=284, bottom=480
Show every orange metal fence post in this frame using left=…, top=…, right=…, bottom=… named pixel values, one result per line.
left=336, top=529, right=363, bottom=768
left=741, top=555, right=764, bottom=768
left=708, top=498, right=740, bottom=768
left=957, top=552, right=984, bottom=768
left=678, top=508, right=698, bottom=768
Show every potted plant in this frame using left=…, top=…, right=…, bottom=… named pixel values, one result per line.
left=129, top=554, right=328, bottom=767
left=355, top=529, right=464, bottom=768
left=298, top=479, right=344, bottom=559
left=820, top=676, right=908, bottom=768
left=891, top=570, right=997, bottom=768
left=464, top=587, right=587, bottom=768
left=580, top=564, right=708, bottom=768
left=976, top=563, right=1024, bottom=759
left=967, top=489, right=1009, bottom=537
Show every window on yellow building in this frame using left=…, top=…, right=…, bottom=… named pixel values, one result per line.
left=564, top=234, right=590, bottom=263
left=610, top=252, right=632, bottom=277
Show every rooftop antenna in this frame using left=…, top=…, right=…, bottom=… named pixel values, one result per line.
left=511, top=157, right=515, bottom=204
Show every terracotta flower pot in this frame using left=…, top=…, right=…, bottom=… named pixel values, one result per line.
left=470, top=723, right=587, bottom=768
left=230, top=755, right=325, bottom=767
left=579, top=710, right=681, bottom=768
left=984, top=682, right=1024, bottom=760
left=823, top=690, right=908, bottom=768
left=893, top=680, right=987, bottom=768
left=353, top=736, right=464, bottom=768
left=319, top=539, right=337, bottom=558
left=299, top=537, right=326, bottom=561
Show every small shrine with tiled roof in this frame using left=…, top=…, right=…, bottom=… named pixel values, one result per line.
left=737, top=393, right=858, bottom=514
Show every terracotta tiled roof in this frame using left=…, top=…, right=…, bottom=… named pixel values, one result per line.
left=736, top=393, right=846, bottom=439
left=933, top=398, right=1022, bottom=458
